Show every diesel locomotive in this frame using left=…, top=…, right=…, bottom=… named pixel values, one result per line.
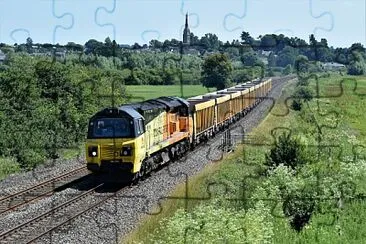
left=85, top=78, right=272, bottom=181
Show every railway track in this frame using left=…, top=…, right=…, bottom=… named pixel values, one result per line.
left=0, top=182, right=120, bottom=243
left=0, top=166, right=89, bottom=215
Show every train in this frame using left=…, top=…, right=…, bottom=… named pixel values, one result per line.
left=85, top=78, right=272, bottom=182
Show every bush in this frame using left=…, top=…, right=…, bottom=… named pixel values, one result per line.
left=282, top=190, right=315, bottom=232
left=0, top=157, right=20, bottom=180
left=16, top=149, right=45, bottom=170
left=151, top=201, right=274, bottom=243
left=291, top=86, right=314, bottom=111
left=265, top=133, right=309, bottom=170
left=291, top=99, right=303, bottom=111
left=347, top=61, right=366, bottom=75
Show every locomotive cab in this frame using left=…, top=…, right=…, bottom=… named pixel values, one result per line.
left=85, top=97, right=191, bottom=181
left=85, top=107, right=146, bottom=176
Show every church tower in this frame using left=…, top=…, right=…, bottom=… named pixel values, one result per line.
left=183, top=13, right=190, bottom=45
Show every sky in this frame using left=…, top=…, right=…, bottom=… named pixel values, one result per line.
left=0, top=0, right=364, bottom=48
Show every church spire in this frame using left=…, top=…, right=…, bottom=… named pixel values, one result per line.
left=183, top=12, right=191, bottom=45
left=185, top=12, right=189, bottom=28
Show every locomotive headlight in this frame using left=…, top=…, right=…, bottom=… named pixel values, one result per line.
left=121, top=145, right=132, bottom=156
left=88, top=146, right=98, bottom=157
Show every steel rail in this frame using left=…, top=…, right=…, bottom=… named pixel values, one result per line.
left=0, top=183, right=104, bottom=243
left=0, top=165, right=88, bottom=215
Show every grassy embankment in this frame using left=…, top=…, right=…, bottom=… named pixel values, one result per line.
left=125, top=75, right=366, bottom=243
left=0, top=85, right=214, bottom=181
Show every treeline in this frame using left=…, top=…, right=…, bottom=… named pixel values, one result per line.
left=3, top=31, right=364, bottom=88
left=0, top=54, right=127, bottom=169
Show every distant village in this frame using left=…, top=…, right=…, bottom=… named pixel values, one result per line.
left=0, top=13, right=348, bottom=71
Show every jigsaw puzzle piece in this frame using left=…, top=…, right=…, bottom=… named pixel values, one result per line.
left=308, top=0, right=334, bottom=36
left=141, top=30, right=161, bottom=43
left=94, top=0, right=116, bottom=41
left=180, top=0, right=200, bottom=32
left=9, top=28, right=31, bottom=44
left=223, top=0, right=247, bottom=32
left=52, top=0, right=74, bottom=44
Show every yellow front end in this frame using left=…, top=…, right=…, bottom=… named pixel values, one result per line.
left=85, top=134, right=145, bottom=174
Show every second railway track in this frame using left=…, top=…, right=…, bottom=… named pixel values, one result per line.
left=0, top=183, right=120, bottom=243
left=0, top=166, right=89, bottom=216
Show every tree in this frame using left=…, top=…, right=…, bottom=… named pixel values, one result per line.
left=240, top=51, right=260, bottom=66
left=84, top=39, right=103, bottom=54
left=240, top=31, right=254, bottom=45
left=200, top=33, right=221, bottom=51
left=149, top=39, right=163, bottom=48
left=225, top=47, right=240, bottom=59
left=26, top=37, right=33, bottom=47
left=308, top=34, right=318, bottom=60
left=347, top=51, right=366, bottom=75
left=190, top=33, right=200, bottom=45
left=260, top=34, right=277, bottom=51
left=265, top=133, right=309, bottom=170
left=294, top=55, right=310, bottom=76
left=201, top=53, right=233, bottom=90
left=26, top=37, right=33, bottom=53
left=277, top=46, right=298, bottom=67
left=132, top=42, right=142, bottom=50
left=267, top=52, right=277, bottom=67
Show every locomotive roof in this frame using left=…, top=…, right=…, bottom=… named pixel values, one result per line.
left=126, top=99, right=166, bottom=111
left=118, top=106, right=144, bottom=119
left=155, top=96, right=187, bottom=111
left=92, top=106, right=144, bottom=120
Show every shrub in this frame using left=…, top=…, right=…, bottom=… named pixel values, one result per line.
left=282, top=190, right=315, bottom=232
left=347, top=61, right=366, bottom=75
left=291, top=86, right=314, bottom=111
left=0, top=157, right=20, bottom=179
left=265, top=133, right=309, bottom=170
left=291, top=99, right=302, bottom=111
left=151, top=201, right=274, bottom=243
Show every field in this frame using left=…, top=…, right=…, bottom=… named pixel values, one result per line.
left=126, top=74, right=366, bottom=243
left=125, top=85, right=215, bottom=102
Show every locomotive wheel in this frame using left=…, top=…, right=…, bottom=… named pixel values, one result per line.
left=130, top=173, right=139, bottom=186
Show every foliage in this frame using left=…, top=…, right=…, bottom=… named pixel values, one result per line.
left=294, top=86, right=313, bottom=101
left=291, top=85, right=314, bottom=110
left=282, top=64, right=293, bottom=75
left=291, top=99, right=303, bottom=111
left=0, top=54, right=127, bottom=169
left=232, top=67, right=262, bottom=84
left=347, top=52, right=366, bottom=75
left=240, top=51, right=261, bottom=66
left=282, top=188, right=316, bottom=232
left=151, top=201, right=273, bottom=244
left=0, top=157, right=20, bottom=180
left=265, top=133, right=310, bottom=170
left=201, top=53, right=233, bottom=90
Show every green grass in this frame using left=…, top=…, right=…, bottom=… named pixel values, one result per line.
left=125, top=85, right=215, bottom=102
left=0, top=157, right=21, bottom=181
left=124, top=74, right=366, bottom=243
